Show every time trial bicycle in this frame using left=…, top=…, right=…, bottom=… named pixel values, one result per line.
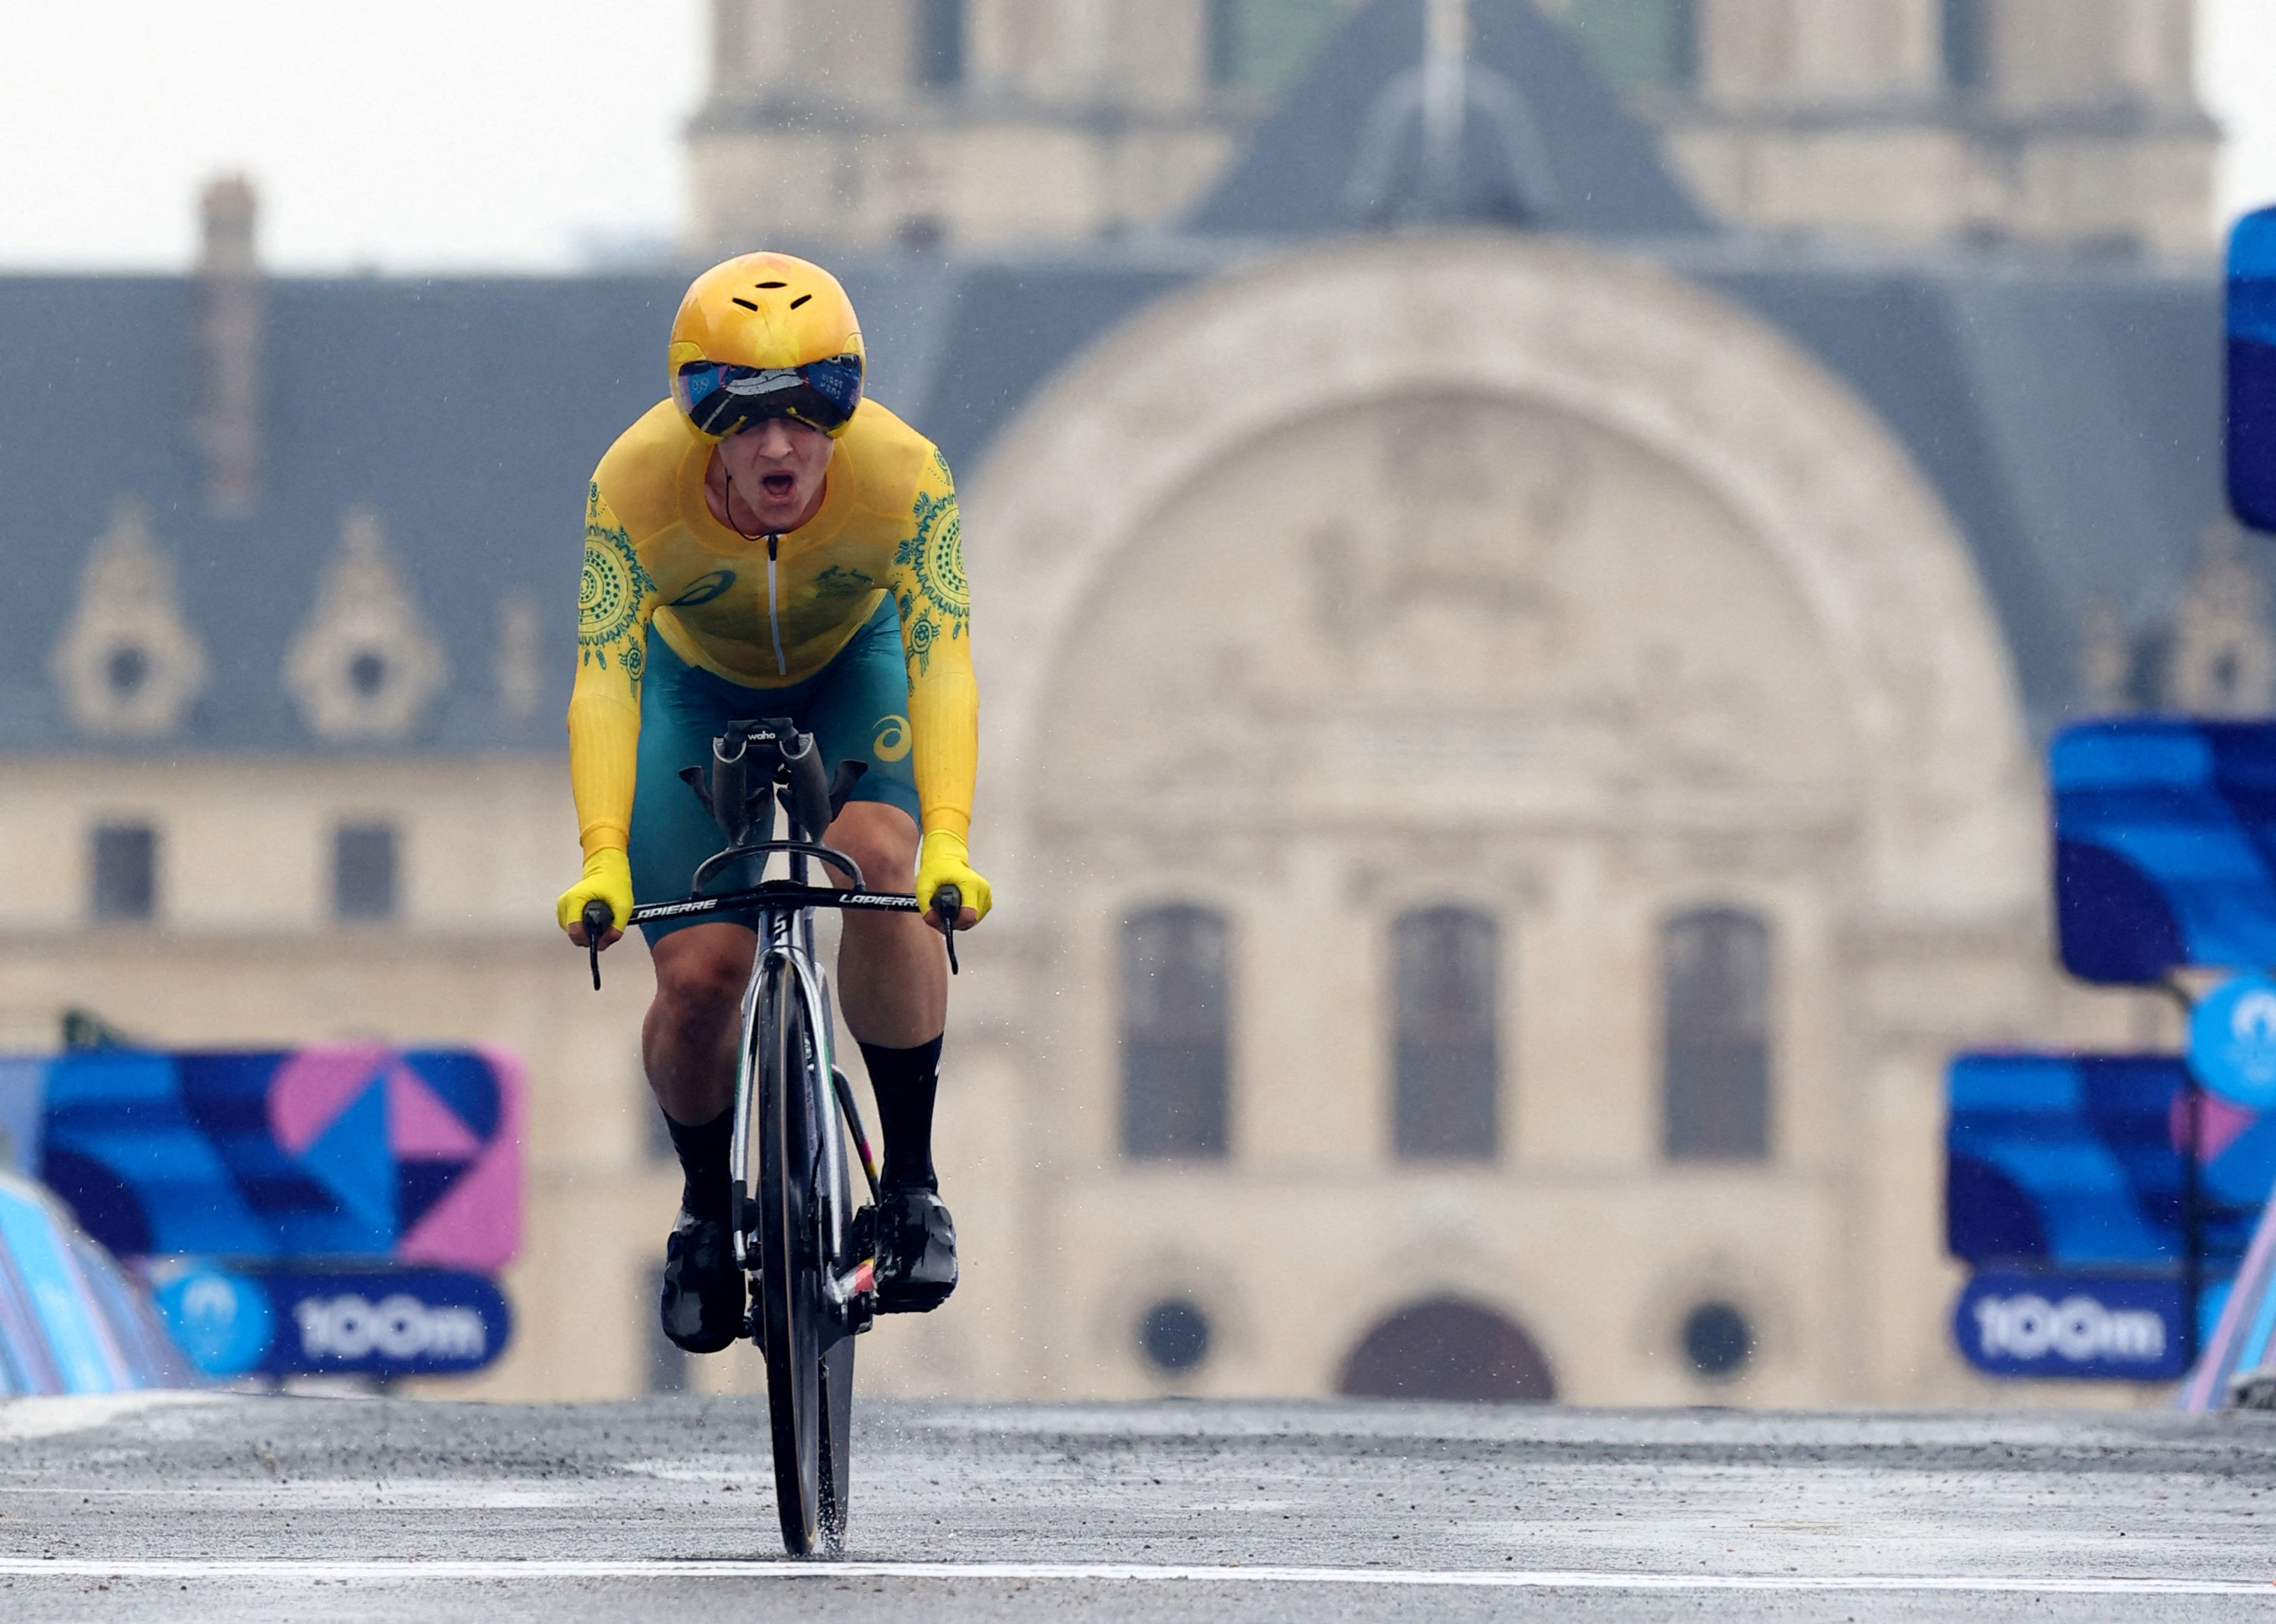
left=581, top=717, right=959, bottom=1556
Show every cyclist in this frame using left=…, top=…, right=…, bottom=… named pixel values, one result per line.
left=554, top=252, right=989, bottom=1354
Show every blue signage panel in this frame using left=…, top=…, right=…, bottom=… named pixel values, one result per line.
left=1946, top=1053, right=2276, bottom=1266
left=2189, top=973, right=2276, bottom=1110
left=2050, top=720, right=2276, bottom=983
left=1955, top=1270, right=2190, bottom=1382
left=150, top=1263, right=511, bottom=1380
left=2230, top=204, right=2276, bottom=533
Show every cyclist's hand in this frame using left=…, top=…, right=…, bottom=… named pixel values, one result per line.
left=915, top=831, right=990, bottom=932
left=557, top=848, right=633, bottom=948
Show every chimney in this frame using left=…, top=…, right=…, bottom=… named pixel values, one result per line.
left=194, top=175, right=262, bottom=514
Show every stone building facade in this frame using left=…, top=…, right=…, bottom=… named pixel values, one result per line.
left=690, top=0, right=2216, bottom=257
left=0, top=2, right=2240, bottom=1408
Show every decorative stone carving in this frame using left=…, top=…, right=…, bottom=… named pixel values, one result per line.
left=969, top=233, right=2038, bottom=917
left=50, top=500, right=209, bottom=739
left=2161, top=521, right=2275, bottom=717
left=285, top=508, right=448, bottom=741
left=493, top=594, right=543, bottom=723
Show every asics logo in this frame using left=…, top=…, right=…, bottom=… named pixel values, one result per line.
left=872, top=714, right=911, bottom=762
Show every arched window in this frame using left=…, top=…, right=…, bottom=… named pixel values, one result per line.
left=1337, top=1296, right=1556, bottom=1402
left=1391, top=906, right=1501, bottom=1160
left=1120, top=904, right=1231, bottom=1160
left=1660, top=907, right=1773, bottom=1161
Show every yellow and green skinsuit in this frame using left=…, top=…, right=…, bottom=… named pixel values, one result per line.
left=568, top=397, right=977, bottom=861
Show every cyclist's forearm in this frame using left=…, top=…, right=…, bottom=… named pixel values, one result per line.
left=568, top=685, right=641, bottom=857
left=571, top=479, right=657, bottom=859
left=909, top=663, right=977, bottom=840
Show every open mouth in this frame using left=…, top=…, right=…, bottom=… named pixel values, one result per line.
left=761, top=473, right=796, bottom=500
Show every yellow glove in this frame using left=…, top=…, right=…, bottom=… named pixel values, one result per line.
left=556, top=847, right=634, bottom=940
left=915, top=830, right=992, bottom=925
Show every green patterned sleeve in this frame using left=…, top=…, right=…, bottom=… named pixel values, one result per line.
left=889, top=450, right=979, bottom=839
left=568, top=480, right=660, bottom=857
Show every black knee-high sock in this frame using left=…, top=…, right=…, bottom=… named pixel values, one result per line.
left=666, top=1106, right=735, bottom=1220
left=859, top=1036, right=942, bottom=1192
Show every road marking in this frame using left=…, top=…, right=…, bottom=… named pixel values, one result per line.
left=0, top=1393, right=218, bottom=1442
left=0, top=1559, right=2265, bottom=1594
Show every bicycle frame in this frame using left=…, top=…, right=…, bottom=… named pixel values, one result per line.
left=730, top=888, right=852, bottom=1284
left=587, top=716, right=955, bottom=1556
left=619, top=727, right=918, bottom=1319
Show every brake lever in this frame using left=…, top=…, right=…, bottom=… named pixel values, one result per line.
left=934, top=883, right=961, bottom=976
left=582, top=898, right=614, bottom=991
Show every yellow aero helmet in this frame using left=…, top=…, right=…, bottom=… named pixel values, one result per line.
left=668, top=252, right=866, bottom=438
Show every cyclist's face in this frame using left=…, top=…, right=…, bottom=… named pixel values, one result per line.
left=717, top=416, right=834, bottom=531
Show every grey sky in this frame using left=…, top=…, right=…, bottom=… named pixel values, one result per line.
left=0, top=1, right=2269, bottom=274
left=0, top=1, right=705, bottom=271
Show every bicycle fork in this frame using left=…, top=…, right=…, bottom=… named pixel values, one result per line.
left=730, top=912, right=883, bottom=1323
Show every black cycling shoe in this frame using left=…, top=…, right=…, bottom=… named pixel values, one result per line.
left=660, top=1206, right=745, bottom=1354
left=875, top=1185, right=957, bottom=1314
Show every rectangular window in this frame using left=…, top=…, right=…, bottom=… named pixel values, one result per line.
left=1565, top=0, right=1696, bottom=89
left=917, top=0, right=964, bottom=87
left=90, top=824, right=156, bottom=922
left=333, top=822, right=399, bottom=922
left=1392, top=907, right=1502, bottom=1160
left=1120, top=904, right=1232, bottom=1160
left=1210, top=0, right=1347, bottom=92
left=1662, top=907, right=1773, bottom=1162
left=1942, top=0, right=1989, bottom=92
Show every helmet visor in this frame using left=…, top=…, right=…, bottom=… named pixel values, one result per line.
left=673, top=355, right=864, bottom=437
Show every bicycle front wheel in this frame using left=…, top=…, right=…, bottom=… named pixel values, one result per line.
left=752, top=956, right=855, bottom=1556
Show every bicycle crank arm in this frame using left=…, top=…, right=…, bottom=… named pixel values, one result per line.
left=823, top=1258, right=876, bottom=1308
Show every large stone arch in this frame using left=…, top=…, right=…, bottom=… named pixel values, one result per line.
left=963, top=231, right=2037, bottom=922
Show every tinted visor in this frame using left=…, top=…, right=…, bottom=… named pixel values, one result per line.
left=673, top=354, right=864, bottom=436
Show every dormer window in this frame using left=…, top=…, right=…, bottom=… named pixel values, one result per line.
left=51, top=502, right=208, bottom=741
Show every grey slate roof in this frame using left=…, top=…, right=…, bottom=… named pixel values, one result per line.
left=0, top=272, right=684, bottom=752
left=865, top=245, right=2224, bottom=737
left=1676, top=245, right=2224, bottom=727
left=0, top=1, right=2226, bottom=753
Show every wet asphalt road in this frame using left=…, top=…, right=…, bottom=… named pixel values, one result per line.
left=1, top=1394, right=2273, bottom=1622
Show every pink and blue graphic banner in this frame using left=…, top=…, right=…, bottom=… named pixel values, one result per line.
left=1946, top=1053, right=2274, bottom=1268
left=36, top=1046, right=523, bottom=1271
left=2053, top=720, right=2276, bottom=985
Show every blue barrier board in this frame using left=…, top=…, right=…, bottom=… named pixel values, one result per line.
left=0, top=1173, right=189, bottom=1394
left=2051, top=720, right=2276, bottom=983
left=2186, top=1179, right=2276, bottom=1408
left=1946, top=1053, right=2276, bottom=1265
left=2230, top=204, right=2276, bottom=532
left=148, top=1262, right=510, bottom=1380
left=1955, top=1269, right=2191, bottom=1382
